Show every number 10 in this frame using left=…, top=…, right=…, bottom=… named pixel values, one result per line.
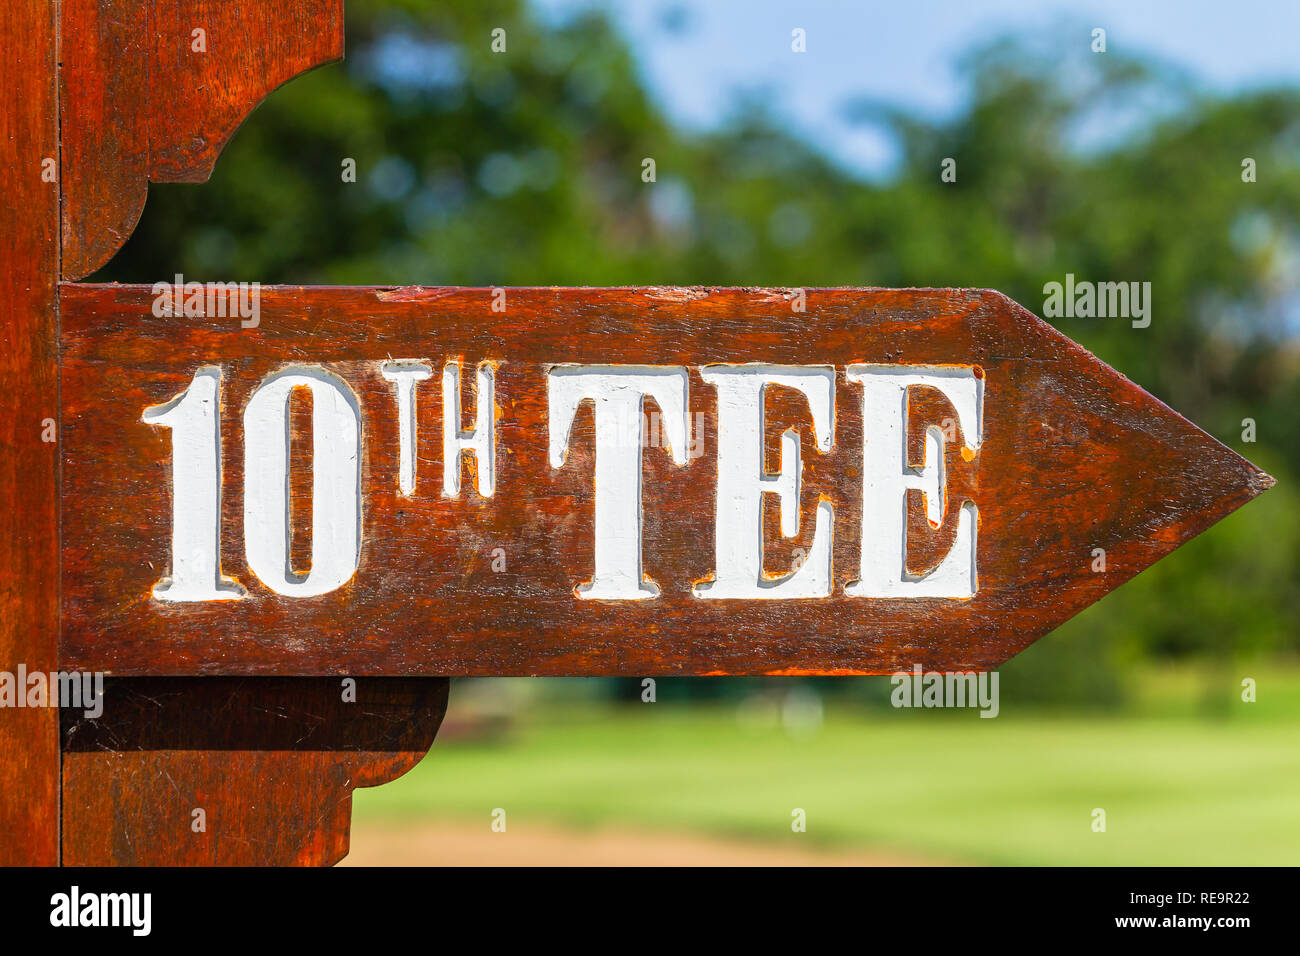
left=143, top=365, right=363, bottom=601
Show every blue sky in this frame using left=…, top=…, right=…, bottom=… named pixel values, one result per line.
left=534, top=0, right=1300, bottom=177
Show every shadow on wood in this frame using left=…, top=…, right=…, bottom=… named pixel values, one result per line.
left=61, top=678, right=448, bottom=866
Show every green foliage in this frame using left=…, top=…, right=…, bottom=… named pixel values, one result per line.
left=356, top=690, right=1300, bottom=865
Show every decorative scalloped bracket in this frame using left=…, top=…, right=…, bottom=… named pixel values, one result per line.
left=60, top=0, right=345, bottom=279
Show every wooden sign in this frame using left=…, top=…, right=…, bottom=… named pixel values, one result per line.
left=60, top=284, right=1271, bottom=676
left=0, top=0, right=1274, bottom=866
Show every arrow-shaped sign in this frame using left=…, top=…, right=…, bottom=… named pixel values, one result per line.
left=58, top=285, right=1271, bottom=676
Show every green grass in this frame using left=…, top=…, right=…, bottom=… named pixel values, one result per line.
left=354, top=669, right=1300, bottom=866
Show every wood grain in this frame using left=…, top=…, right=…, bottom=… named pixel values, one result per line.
left=0, top=0, right=60, bottom=867
left=59, top=0, right=345, bottom=279
left=58, top=285, right=1273, bottom=677
left=59, top=0, right=150, bottom=284
left=61, top=678, right=448, bottom=865
left=53, top=0, right=444, bottom=869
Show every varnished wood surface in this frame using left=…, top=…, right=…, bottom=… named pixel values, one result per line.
left=62, top=678, right=448, bottom=865
left=59, top=284, right=1273, bottom=676
left=0, top=0, right=61, bottom=867
left=31, top=0, right=1274, bottom=870
left=49, top=0, right=439, bottom=870
left=59, top=0, right=344, bottom=279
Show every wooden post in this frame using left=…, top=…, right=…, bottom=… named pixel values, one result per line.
left=0, top=0, right=448, bottom=866
left=0, top=0, right=61, bottom=867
